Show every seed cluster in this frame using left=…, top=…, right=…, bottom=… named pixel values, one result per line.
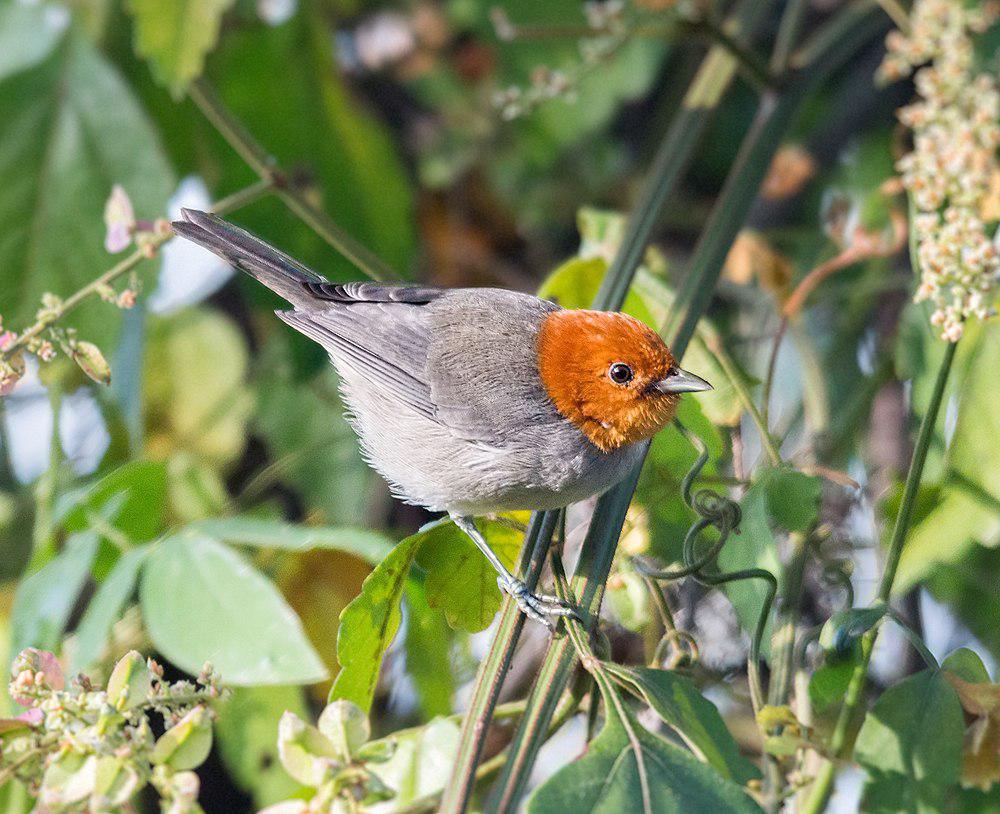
left=879, top=0, right=1000, bottom=342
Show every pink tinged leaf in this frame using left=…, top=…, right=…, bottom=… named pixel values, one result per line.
left=103, top=184, right=136, bottom=254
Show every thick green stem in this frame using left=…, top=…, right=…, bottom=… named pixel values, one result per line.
left=801, top=340, right=958, bottom=814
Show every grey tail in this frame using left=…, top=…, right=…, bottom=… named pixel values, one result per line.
left=170, top=208, right=322, bottom=308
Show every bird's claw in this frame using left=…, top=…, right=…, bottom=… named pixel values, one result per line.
left=498, top=576, right=579, bottom=629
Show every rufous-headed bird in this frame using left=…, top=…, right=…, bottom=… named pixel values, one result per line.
left=172, top=210, right=712, bottom=625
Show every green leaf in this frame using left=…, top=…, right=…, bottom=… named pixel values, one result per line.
left=606, top=664, right=760, bottom=784
left=191, top=517, right=393, bottom=565
left=0, top=34, right=174, bottom=348
left=318, top=700, right=370, bottom=761
left=527, top=691, right=761, bottom=813
left=140, top=530, right=327, bottom=685
left=0, top=1, right=67, bottom=81
left=11, top=531, right=99, bottom=658
left=57, top=460, right=167, bottom=544
left=818, top=606, right=886, bottom=658
left=717, top=480, right=782, bottom=659
left=808, top=657, right=858, bottom=714
left=403, top=581, right=455, bottom=719
left=942, top=648, right=992, bottom=684
left=145, top=310, right=253, bottom=467
left=71, top=545, right=149, bottom=674
left=329, top=532, right=423, bottom=712
left=414, top=518, right=522, bottom=632
left=215, top=685, right=308, bottom=808
left=758, top=467, right=821, bottom=533
left=369, top=718, right=462, bottom=811
left=151, top=706, right=213, bottom=770
left=927, top=544, right=1000, bottom=661
left=126, top=0, right=235, bottom=97
left=855, top=669, right=964, bottom=813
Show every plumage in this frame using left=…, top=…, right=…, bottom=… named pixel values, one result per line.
left=171, top=209, right=712, bottom=624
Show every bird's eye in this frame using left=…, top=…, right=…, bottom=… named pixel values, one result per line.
left=608, top=362, right=634, bottom=385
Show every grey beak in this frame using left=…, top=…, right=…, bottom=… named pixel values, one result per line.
left=655, top=368, right=714, bottom=394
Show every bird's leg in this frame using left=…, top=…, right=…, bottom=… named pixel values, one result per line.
left=450, top=514, right=577, bottom=628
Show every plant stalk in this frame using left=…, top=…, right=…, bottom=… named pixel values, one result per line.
left=801, top=339, right=958, bottom=814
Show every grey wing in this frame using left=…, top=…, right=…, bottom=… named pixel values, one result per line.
left=425, top=289, right=563, bottom=445
left=277, top=285, right=444, bottom=421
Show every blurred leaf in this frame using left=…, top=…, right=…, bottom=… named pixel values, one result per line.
left=414, top=518, right=521, bottom=632
left=70, top=544, right=149, bottom=674
left=0, top=34, right=174, bottom=348
left=895, top=323, right=1000, bottom=591
left=606, top=664, right=760, bottom=784
left=717, top=480, right=782, bottom=659
left=10, top=531, right=99, bottom=658
left=192, top=517, right=393, bottom=565
left=605, top=558, right=653, bottom=633
left=855, top=669, right=964, bottom=812
left=145, top=309, right=254, bottom=467
left=527, top=684, right=761, bottom=813
left=141, top=530, right=327, bottom=685
left=329, top=532, right=422, bottom=712
left=758, top=467, right=821, bottom=533
left=943, top=648, right=992, bottom=684
left=207, top=8, right=415, bottom=280
left=927, top=544, right=1000, bottom=662
left=165, top=452, right=230, bottom=524
left=57, top=460, right=167, bottom=543
left=808, top=656, right=858, bottom=714
left=404, top=581, right=455, bottom=719
left=215, top=685, right=308, bottom=809
left=126, top=0, right=236, bottom=97
left=0, top=1, right=67, bottom=80
left=369, top=717, right=461, bottom=811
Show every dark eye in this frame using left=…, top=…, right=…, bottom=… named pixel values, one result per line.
left=608, top=362, right=633, bottom=385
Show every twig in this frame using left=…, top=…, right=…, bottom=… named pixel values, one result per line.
left=187, top=80, right=398, bottom=283
left=0, top=179, right=275, bottom=364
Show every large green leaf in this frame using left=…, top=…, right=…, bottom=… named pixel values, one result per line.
left=126, top=0, right=235, bottom=97
left=71, top=544, right=150, bottom=674
left=606, top=664, right=760, bottom=784
left=191, top=517, right=393, bottom=565
left=140, top=530, right=327, bottom=685
left=403, top=581, right=455, bottom=719
left=527, top=690, right=761, bottom=813
left=10, top=531, right=99, bottom=659
left=0, top=1, right=67, bottom=81
left=0, top=34, right=174, bottom=348
left=414, top=518, right=522, bottom=632
left=855, top=669, right=964, bottom=813
left=328, top=531, right=423, bottom=712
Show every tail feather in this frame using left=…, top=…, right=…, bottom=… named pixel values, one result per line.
left=171, top=208, right=321, bottom=307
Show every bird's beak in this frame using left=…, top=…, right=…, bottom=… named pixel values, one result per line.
left=654, top=368, right=714, bottom=394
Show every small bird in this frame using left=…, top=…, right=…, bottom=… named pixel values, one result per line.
left=172, top=210, right=712, bottom=625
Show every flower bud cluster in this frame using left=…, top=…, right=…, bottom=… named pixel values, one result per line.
left=879, top=0, right=1000, bottom=342
left=0, top=649, right=226, bottom=813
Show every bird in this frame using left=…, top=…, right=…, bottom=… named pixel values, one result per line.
left=171, top=209, right=713, bottom=626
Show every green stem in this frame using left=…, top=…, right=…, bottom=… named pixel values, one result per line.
left=801, top=339, right=957, bottom=814
left=187, top=80, right=398, bottom=283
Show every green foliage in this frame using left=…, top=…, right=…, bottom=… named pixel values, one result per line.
left=126, top=0, right=235, bottom=97
left=0, top=33, right=174, bottom=348
left=527, top=678, right=762, bottom=814
left=606, top=664, right=760, bottom=784
left=758, top=466, right=821, bottom=533
left=855, top=669, right=965, bottom=812
left=140, top=531, right=327, bottom=685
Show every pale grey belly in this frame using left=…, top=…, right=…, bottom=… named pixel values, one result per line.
left=339, top=369, right=644, bottom=516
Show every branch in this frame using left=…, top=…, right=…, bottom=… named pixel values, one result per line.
left=0, top=178, right=274, bottom=364
left=187, top=80, right=398, bottom=283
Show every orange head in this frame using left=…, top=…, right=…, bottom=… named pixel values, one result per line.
left=537, top=310, right=712, bottom=452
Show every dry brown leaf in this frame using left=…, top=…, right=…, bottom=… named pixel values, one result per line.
left=761, top=144, right=816, bottom=200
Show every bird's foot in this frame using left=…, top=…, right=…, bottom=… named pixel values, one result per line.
left=498, top=576, right=579, bottom=630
